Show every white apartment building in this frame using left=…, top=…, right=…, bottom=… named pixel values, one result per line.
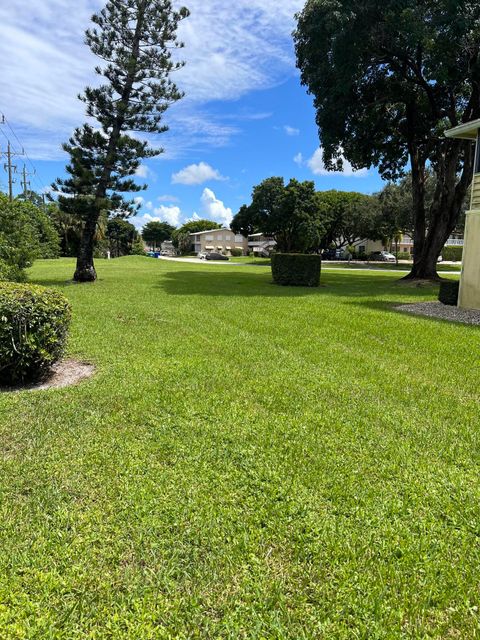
left=188, top=229, right=248, bottom=255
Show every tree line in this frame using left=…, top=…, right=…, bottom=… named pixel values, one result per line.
left=230, top=171, right=466, bottom=255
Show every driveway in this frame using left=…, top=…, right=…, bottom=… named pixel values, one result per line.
left=158, top=256, right=460, bottom=275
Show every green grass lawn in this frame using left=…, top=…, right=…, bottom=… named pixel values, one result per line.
left=1, top=257, right=479, bottom=639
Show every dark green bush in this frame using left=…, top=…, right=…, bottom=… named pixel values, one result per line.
left=271, top=253, right=321, bottom=287
left=441, top=245, right=463, bottom=262
left=230, top=248, right=243, bottom=257
left=0, top=259, right=25, bottom=283
left=438, top=280, right=459, bottom=306
left=0, top=283, right=71, bottom=385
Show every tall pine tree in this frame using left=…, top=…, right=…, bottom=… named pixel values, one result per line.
left=55, top=0, right=189, bottom=281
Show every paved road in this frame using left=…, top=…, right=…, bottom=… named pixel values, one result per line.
left=158, top=256, right=461, bottom=276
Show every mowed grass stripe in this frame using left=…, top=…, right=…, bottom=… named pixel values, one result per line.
left=0, top=257, right=478, bottom=639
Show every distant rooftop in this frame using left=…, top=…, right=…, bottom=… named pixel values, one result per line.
left=189, top=228, right=230, bottom=236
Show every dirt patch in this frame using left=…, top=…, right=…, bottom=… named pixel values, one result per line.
left=396, top=301, right=480, bottom=326
left=1, top=359, right=95, bottom=393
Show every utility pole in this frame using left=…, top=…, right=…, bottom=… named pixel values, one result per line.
left=5, top=143, right=16, bottom=202
left=0, top=142, right=22, bottom=202
left=20, top=164, right=35, bottom=200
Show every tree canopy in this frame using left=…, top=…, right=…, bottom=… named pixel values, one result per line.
left=232, top=177, right=328, bottom=253
left=107, top=217, right=138, bottom=257
left=142, top=221, right=175, bottom=249
left=295, top=0, right=480, bottom=278
left=0, top=194, right=60, bottom=281
left=175, top=220, right=222, bottom=236
left=317, top=191, right=381, bottom=249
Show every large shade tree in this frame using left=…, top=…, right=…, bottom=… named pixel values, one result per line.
left=316, top=190, right=382, bottom=249
left=0, top=194, right=60, bottom=281
left=232, top=177, right=327, bottom=252
left=54, top=0, right=189, bottom=282
left=295, top=0, right=480, bottom=279
left=142, top=220, right=175, bottom=250
left=107, top=217, right=137, bottom=257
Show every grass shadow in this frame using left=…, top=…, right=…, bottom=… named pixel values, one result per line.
left=156, top=268, right=321, bottom=298
left=156, top=267, right=426, bottom=299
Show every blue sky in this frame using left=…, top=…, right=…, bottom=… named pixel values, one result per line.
left=0, top=0, right=384, bottom=230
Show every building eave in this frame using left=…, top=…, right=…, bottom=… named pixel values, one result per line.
left=445, top=120, right=480, bottom=140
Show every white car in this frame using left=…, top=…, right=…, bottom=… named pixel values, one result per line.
left=198, top=252, right=208, bottom=260
left=371, top=251, right=396, bottom=263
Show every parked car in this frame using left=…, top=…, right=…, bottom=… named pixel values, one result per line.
left=370, top=251, right=396, bottom=263
left=322, top=248, right=338, bottom=260
left=198, top=252, right=208, bottom=260
left=205, top=252, right=229, bottom=261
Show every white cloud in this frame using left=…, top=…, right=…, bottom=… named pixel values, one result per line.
left=135, top=164, right=155, bottom=179
left=172, top=162, right=227, bottom=185
left=157, top=194, right=180, bottom=203
left=293, top=152, right=303, bottom=165
left=284, top=125, right=300, bottom=136
left=134, top=196, right=153, bottom=209
left=0, top=0, right=303, bottom=161
left=152, top=205, right=181, bottom=227
left=307, top=148, right=369, bottom=178
left=201, top=188, right=233, bottom=225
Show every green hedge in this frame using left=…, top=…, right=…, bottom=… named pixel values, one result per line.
left=230, top=248, right=243, bottom=257
left=0, top=283, right=71, bottom=385
left=438, top=280, right=459, bottom=306
left=271, top=253, right=321, bottom=287
left=0, top=259, right=25, bottom=283
left=442, top=246, right=463, bottom=262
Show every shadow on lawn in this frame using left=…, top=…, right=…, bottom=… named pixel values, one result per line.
left=156, top=267, right=420, bottom=299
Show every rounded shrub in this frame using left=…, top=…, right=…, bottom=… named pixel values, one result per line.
left=438, top=280, right=459, bottom=306
left=271, top=253, right=321, bottom=287
left=0, top=282, right=71, bottom=385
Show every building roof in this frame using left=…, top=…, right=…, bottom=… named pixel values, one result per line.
left=189, top=228, right=230, bottom=236
left=445, top=119, right=480, bottom=140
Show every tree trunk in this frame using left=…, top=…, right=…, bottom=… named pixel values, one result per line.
left=403, top=139, right=473, bottom=280
left=74, top=214, right=98, bottom=282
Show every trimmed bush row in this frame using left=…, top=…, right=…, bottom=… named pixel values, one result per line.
left=438, top=280, right=460, bottom=306
left=0, top=283, right=71, bottom=385
left=271, top=253, right=321, bottom=287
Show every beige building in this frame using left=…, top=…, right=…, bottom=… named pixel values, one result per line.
left=445, top=119, right=480, bottom=309
left=387, top=233, right=464, bottom=256
left=189, top=229, right=248, bottom=255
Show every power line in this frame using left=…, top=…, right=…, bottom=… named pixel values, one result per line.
left=0, top=112, right=50, bottom=198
